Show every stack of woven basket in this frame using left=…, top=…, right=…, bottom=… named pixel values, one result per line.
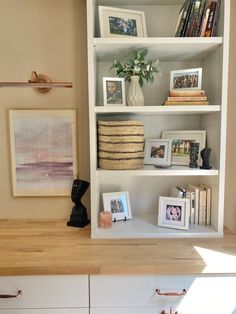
left=98, top=120, right=144, bottom=170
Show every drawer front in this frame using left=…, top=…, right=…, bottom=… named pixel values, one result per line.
left=0, top=275, right=88, bottom=309
left=90, top=307, right=170, bottom=314
left=0, top=310, right=89, bottom=314
left=90, top=275, right=236, bottom=310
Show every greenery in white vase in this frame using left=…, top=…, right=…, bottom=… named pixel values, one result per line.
left=110, top=48, right=160, bottom=87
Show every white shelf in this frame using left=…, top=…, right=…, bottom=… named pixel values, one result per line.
left=92, top=214, right=220, bottom=239
left=96, top=166, right=219, bottom=177
left=95, top=105, right=221, bottom=115
left=94, top=37, right=223, bottom=61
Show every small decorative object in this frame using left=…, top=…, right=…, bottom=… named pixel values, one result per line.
left=103, top=191, right=132, bottom=222
left=189, top=142, right=200, bottom=168
left=98, top=120, right=144, bottom=170
left=99, top=211, right=113, bottom=228
left=200, top=147, right=212, bottom=169
left=170, top=68, right=202, bottom=90
left=158, top=196, right=190, bottom=230
left=161, top=130, right=206, bottom=166
left=144, top=139, right=172, bottom=167
left=67, top=179, right=90, bottom=228
left=110, top=48, right=160, bottom=106
left=103, top=77, right=126, bottom=106
left=98, top=6, right=147, bottom=38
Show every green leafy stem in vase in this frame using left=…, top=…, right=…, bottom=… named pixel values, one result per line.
left=110, top=48, right=161, bottom=87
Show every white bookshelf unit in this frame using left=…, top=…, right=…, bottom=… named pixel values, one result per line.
left=87, top=0, right=230, bottom=238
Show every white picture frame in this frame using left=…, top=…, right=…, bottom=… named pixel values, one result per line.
left=103, top=77, right=126, bottom=106
left=99, top=6, right=147, bottom=38
left=161, top=130, right=206, bottom=166
left=144, top=139, right=172, bottom=166
left=170, top=68, right=202, bottom=90
left=103, top=191, right=132, bottom=221
left=158, top=196, right=190, bottom=230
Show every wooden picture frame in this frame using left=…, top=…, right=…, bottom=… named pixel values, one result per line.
left=158, top=196, right=190, bottom=230
left=99, top=6, right=147, bottom=38
left=103, top=191, right=132, bottom=222
left=170, top=68, right=202, bottom=90
left=9, top=109, right=77, bottom=196
left=103, top=77, right=126, bottom=106
left=161, top=130, right=206, bottom=166
left=144, top=139, right=172, bottom=166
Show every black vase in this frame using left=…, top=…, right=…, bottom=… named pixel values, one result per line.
left=67, top=179, right=90, bottom=228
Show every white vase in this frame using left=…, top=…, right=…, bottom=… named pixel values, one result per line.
left=127, top=76, right=144, bottom=106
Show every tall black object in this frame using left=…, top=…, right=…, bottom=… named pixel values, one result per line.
left=189, top=142, right=199, bottom=168
left=200, top=148, right=212, bottom=169
left=67, top=179, right=90, bottom=228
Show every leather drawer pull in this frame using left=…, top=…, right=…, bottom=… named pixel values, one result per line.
left=156, top=288, right=187, bottom=296
left=0, top=290, right=22, bottom=298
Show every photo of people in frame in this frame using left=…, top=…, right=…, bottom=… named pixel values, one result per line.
left=106, top=80, right=123, bottom=104
left=173, top=71, right=199, bottom=89
left=150, top=144, right=165, bottom=159
left=172, top=139, right=194, bottom=157
left=166, top=205, right=182, bottom=221
left=109, top=16, right=137, bottom=36
left=110, top=198, right=124, bottom=213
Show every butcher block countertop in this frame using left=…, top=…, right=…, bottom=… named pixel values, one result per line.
left=1, top=219, right=236, bottom=276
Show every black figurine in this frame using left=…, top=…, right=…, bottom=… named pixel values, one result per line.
left=67, top=179, right=90, bottom=228
left=200, top=148, right=212, bottom=169
left=189, top=142, right=199, bottom=168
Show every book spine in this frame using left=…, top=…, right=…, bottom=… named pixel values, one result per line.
left=189, top=190, right=195, bottom=224
left=175, top=0, right=192, bottom=37
left=195, top=0, right=207, bottom=36
left=212, top=0, right=221, bottom=36
left=194, top=188, right=199, bottom=225
left=200, top=1, right=212, bottom=36
left=181, top=0, right=195, bottom=37
left=169, top=90, right=205, bottom=97
left=204, top=1, right=217, bottom=37
left=164, top=100, right=209, bottom=106
left=186, top=0, right=202, bottom=37
left=206, top=187, right=212, bottom=225
left=199, top=189, right=207, bottom=224
left=167, top=96, right=207, bottom=101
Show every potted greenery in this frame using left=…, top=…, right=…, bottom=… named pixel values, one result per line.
left=110, top=48, right=160, bottom=106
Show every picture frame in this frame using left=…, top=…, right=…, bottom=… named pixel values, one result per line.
left=103, top=191, right=132, bottom=221
left=144, top=139, right=172, bottom=166
left=9, top=109, right=77, bottom=196
left=99, top=6, right=147, bottom=38
left=103, top=77, right=126, bottom=106
left=170, top=68, right=202, bottom=90
left=161, top=130, right=206, bottom=166
left=158, top=196, right=190, bottom=230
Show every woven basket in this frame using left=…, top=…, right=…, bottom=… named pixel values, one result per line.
left=98, top=120, right=144, bottom=170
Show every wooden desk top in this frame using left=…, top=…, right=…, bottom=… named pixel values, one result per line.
left=1, top=219, right=236, bottom=276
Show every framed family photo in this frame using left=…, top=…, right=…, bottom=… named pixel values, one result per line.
left=144, top=139, right=172, bottom=166
left=9, top=109, right=77, bottom=196
left=99, top=6, right=147, bottom=38
left=170, top=68, right=202, bottom=90
left=158, top=196, right=190, bottom=230
left=161, top=130, right=206, bottom=166
left=103, top=77, right=126, bottom=106
left=103, top=191, right=132, bottom=221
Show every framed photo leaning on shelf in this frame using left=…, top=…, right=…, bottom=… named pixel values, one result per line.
left=158, top=196, right=190, bottom=230
left=103, top=191, right=132, bottom=222
left=99, top=6, right=147, bottom=38
left=103, top=77, right=126, bottom=106
left=144, top=139, right=172, bottom=166
left=161, top=130, right=206, bottom=166
left=170, top=68, right=202, bottom=90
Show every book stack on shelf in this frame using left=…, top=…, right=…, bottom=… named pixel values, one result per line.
left=164, top=89, right=209, bottom=106
left=171, top=184, right=212, bottom=226
left=174, top=0, right=221, bottom=37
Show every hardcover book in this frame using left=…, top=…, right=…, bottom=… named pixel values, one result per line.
left=169, top=89, right=205, bottom=97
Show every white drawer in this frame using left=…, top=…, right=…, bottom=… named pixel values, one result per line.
left=0, top=275, right=89, bottom=309
left=0, top=310, right=88, bottom=314
left=90, top=307, right=170, bottom=314
left=90, top=274, right=236, bottom=311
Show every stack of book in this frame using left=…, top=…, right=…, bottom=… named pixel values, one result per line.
left=174, top=0, right=221, bottom=37
left=164, top=89, right=209, bottom=106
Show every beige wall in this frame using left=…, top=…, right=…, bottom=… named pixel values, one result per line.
left=225, top=0, right=236, bottom=232
left=0, top=0, right=90, bottom=219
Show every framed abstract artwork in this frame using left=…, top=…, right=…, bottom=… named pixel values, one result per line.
left=9, top=109, right=77, bottom=196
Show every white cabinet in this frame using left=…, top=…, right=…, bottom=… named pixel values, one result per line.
left=0, top=275, right=89, bottom=313
left=90, top=275, right=236, bottom=314
left=87, top=0, right=230, bottom=239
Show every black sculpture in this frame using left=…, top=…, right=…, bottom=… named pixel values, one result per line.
left=67, top=179, right=90, bottom=228
left=189, top=142, right=199, bottom=168
left=200, top=147, right=212, bottom=169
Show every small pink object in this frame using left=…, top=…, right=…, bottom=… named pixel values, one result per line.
left=99, top=211, right=112, bottom=228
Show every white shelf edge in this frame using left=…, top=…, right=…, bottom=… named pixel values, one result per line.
left=95, top=105, right=221, bottom=115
